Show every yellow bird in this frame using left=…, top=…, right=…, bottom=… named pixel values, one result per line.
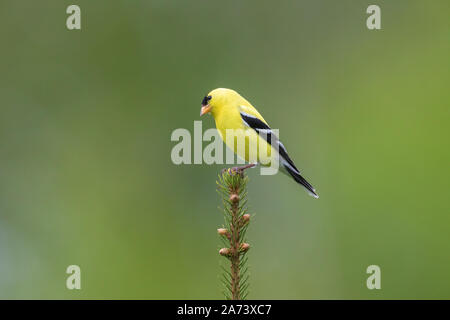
left=200, top=88, right=318, bottom=198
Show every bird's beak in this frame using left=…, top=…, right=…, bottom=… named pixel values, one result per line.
left=200, top=104, right=212, bottom=116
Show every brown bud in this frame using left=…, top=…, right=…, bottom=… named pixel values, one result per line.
left=229, top=194, right=239, bottom=203
left=217, top=228, right=230, bottom=238
left=240, top=243, right=250, bottom=252
left=242, top=214, right=250, bottom=224
left=219, top=248, right=231, bottom=256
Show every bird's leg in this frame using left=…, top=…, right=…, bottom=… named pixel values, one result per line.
left=232, top=163, right=256, bottom=172
left=222, top=164, right=256, bottom=177
left=230, top=163, right=256, bottom=176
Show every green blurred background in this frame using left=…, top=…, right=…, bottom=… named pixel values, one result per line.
left=0, top=0, right=449, bottom=299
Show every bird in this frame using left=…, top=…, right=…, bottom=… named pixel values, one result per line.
left=200, top=88, right=318, bottom=198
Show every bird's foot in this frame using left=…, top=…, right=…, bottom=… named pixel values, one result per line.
left=224, top=164, right=256, bottom=176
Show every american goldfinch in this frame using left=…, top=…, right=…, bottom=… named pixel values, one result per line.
left=200, top=88, right=318, bottom=198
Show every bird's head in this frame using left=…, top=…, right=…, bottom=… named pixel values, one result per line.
left=200, top=88, right=239, bottom=117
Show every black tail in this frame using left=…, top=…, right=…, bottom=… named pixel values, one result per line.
left=283, top=164, right=319, bottom=198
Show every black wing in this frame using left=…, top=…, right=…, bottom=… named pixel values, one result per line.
left=240, top=111, right=318, bottom=198
left=240, top=112, right=298, bottom=172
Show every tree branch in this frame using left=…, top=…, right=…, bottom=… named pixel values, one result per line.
left=217, top=168, right=252, bottom=300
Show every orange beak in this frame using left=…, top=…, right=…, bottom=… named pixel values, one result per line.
left=200, top=104, right=212, bottom=116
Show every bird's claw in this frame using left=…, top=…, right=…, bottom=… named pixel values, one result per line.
left=222, top=164, right=256, bottom=177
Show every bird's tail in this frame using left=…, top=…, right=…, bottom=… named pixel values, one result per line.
left=282, top=163, right=319, bottom=198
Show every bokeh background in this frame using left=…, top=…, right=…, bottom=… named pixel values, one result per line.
left=0, top=0, right=449, bottom=299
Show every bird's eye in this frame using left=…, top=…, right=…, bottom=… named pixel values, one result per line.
left=202, top=95, right=212, bottom=106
